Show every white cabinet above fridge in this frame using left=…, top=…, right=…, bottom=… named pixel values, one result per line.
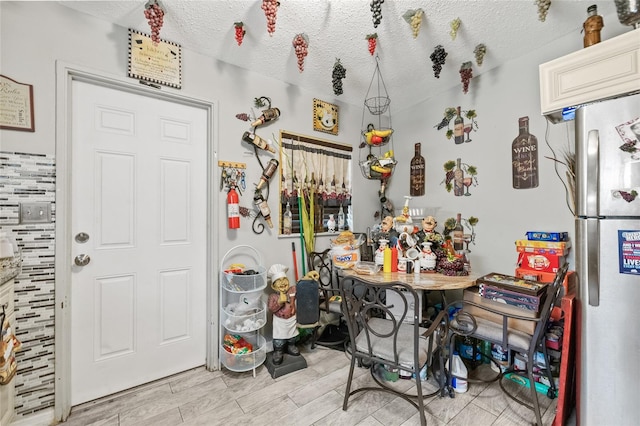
left=539, top=28, right=640, bottom=123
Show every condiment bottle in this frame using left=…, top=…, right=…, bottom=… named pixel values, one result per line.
left=383, top=245, right=392, bottom=272
left=390, top=246, right=398, bottom=272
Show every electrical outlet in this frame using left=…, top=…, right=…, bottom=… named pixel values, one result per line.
left=20, top=202, right=52, bottom=224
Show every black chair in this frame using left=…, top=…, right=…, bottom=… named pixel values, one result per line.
left=339, top=275, right=449, bottom=426
left=307, top=249, right=347, bottom=348
left=447, top=263, right=569, bottom=426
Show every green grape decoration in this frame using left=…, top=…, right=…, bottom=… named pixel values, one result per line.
left=474, top=44, right=487, bottom=66
left=403, top=9, right=424, bottom=39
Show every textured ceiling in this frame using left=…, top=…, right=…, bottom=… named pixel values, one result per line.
left=58, top=0, right=622, bottom=109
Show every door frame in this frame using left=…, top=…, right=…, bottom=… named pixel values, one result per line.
left=54, top=61, right=219, bottom=422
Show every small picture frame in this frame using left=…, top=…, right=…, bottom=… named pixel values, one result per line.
left=128, top=29, right=182, bottom=89
left=313, top=98, right=339, bottom=135
left=0, top=74, right=35, bottom=132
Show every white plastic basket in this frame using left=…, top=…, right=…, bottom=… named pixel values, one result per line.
left=221, top=292, right=267, bottom=333
left=220, top=245, right=267, bottom=292
left=220, top=334, right=267, bottom=372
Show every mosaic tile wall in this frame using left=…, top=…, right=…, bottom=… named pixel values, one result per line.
left=0, top=151, right=56, bottom=417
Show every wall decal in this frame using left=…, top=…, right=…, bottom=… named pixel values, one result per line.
left=434, top=106, right=478, bottom=143
left=442, top=158, right=478, bottom=196
left=512, top=116, right=539, bottom=189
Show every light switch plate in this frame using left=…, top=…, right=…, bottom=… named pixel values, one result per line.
left=20, top=202, right=52, bottom=224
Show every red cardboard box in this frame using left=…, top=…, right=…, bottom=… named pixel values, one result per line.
left=517, top=251, right=565, bottom=273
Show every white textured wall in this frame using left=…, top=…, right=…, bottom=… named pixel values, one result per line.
left=0, top=2, right=633, bottom=418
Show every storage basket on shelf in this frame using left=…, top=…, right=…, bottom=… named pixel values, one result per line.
left=219, top=245, right=267, bottom=375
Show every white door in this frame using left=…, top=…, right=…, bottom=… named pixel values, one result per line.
left=70, top=80, right=207, bottom=405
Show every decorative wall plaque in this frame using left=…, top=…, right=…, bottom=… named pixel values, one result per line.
left=313, top=99, right=339, bottom=135
left=0, top=74, right=35, bottom=132
left=128, top=29, right=182, bottom=89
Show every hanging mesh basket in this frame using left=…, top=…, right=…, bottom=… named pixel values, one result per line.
left=365, top=96, right=390, bottom=115
left=359, top=154, right=397, bottom=180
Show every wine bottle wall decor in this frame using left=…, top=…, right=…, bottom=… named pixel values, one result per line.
left=434, top=105, right=479, bottom=143
left=511, top=116, right=539, bottom=189
left=441, top=158, right=478, bottom=196
left=410, top=142, right=425, bottom=196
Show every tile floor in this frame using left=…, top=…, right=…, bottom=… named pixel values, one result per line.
left=62, top=343, right=562, bottom=426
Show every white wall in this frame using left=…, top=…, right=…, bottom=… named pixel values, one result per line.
left=386, top=13, right=627, bottom=278
left=1, top=1, right=630, bottom=280
left=0, top=1, right=368, bottom=272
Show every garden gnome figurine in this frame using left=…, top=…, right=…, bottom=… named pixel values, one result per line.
left=267, top=263, right=299, bottom=365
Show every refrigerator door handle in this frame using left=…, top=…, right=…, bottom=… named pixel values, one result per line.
left=583, top=129, right=599, bottom=218
left=586, top=219, right=600, bottom=306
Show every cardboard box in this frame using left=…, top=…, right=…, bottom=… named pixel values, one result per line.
left=517, top=251, right=565, bottom=273
left=516, top=245, right=570, bottom=256
left=476, top=272, right=547, bottom=296
left=515, top=269, right=576, bottom=298
left=515, top=240, right=571, bottom=251
left=479, top=284, right=543, bottom=312
left=463, top=286, right=537, bottom=335
left=525, top=231, right=569, bottom=242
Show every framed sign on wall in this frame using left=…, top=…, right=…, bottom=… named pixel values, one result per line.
left=313, top=99, right=339, bottom=135
left=0, top=74, right=35, bottom=132
left=128, top=29, right=182, bottom=89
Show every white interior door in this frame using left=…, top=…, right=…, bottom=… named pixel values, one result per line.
left=70, top=80, right=207, bottom=405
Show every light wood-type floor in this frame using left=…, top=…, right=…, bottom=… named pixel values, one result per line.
left=62, top=344, right=560, bottom=426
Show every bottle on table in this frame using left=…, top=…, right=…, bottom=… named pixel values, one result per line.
left=511, top=116, right=539, bottom=189
left=383, top=245, right=392, bottom=272
left=337, top=204, right=345, bottom=231
left=453, top=158, right=465, bottom=196
left=282, top=202, right=292, bottom=234
left=256, top=158, right=279, bottom=190
left=454, top=106, right=465, bottom=145
left=410, top=142, right=425, bottom=196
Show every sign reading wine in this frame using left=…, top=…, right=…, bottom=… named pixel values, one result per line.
left=410, top=142, right=425, bottom=196
left=512, top=116, right=539, bottom=189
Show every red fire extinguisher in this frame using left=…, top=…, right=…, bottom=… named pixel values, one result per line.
left=227, top=185, right=240, bottom=229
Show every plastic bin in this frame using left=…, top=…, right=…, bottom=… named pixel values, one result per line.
left=220, top=334, right=266, bottom=372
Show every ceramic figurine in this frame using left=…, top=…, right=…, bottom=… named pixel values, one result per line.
left=420, top=241, right=437, bottom=271
left=327, top=214, right=336, bottom=232
left=375, top=239, right=388, bottom=266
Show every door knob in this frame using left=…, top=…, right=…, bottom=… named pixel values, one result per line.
left=74, top=254, right=91, bottom=266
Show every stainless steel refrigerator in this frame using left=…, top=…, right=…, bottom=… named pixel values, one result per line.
left=575, top=94, right=640, bottom=426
